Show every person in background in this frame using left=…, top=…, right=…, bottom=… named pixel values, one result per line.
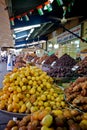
left=0, top=53, right=2, bottom=62
left=76, top=53, right=81, bottom=63
left=7, top=52, right=13, bottom=71
left=12, top=54, right=16, bottom=66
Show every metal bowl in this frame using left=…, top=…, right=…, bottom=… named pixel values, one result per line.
left=0, top=109, right=28, bottom=119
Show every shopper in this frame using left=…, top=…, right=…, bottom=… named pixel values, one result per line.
left=7, top=52, right=13, bottom=71
left=76, top=53, right=81, bottom=63
left=0, top=53, right=1, bottom=62
left=12, top=54, right=16, bottom=66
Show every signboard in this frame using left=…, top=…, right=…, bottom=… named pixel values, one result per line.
left=57, top=25, right=81, bottom=44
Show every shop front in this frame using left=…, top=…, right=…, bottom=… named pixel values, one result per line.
left=57, top=24, right=82, bottom=59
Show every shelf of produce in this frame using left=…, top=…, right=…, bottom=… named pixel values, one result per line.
left=64, top=94, right=84, bottom=114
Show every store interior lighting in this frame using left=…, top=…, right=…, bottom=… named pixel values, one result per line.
left=26, top=28, right=34, bottom=40
left=14, top=24, right=41, bottom=33
left=48, top=43, right=53, bottom=47
left=15, top=34, right=27, bottom=40
left=15, top=40, right=46, bottom=48
left=54, top=44, right=59, bottom=49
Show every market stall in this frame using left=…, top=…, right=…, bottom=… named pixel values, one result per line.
left=0, top=0, right=87, bottom=129
left=0, top=54, right=86, bottom=129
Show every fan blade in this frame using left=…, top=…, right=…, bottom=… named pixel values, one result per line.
left=67, top=16, right=83, bottom=21
left=48, top=16, right=61, bottom=22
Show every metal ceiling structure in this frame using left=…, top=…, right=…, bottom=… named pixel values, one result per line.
left=5, top=0, right=87, bottom=49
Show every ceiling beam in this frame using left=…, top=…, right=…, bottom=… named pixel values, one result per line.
left=39, top=23, right=54, bottom=36
left=5, top=0, right=12, bottom=17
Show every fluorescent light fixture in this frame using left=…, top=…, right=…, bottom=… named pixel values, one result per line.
left=77, top=44, right=79, bottom=48
left=75, top=40, right=80, bottom=44
left=54, top=44, right=59, bottom=49
left=27, top=28, right=34, bottom=37
left=26, top=37, right=28, bottom=41
left=30, top=28, right=34, bottom=34
left=15, top=40, right=46, bottom=47
left=14, top=24, right=41, bottom=33
left=27, top=33, right=31, bottom=38
left=26, top=28, right=34, bottom=40
left=48, top=44, right=52, bottom=47
left=15, top=44, right=27, bottom=47
left=16, top=34, right=27, bottom=40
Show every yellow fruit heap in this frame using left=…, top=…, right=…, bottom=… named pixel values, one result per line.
left=0, top=65, right=66, bottom=114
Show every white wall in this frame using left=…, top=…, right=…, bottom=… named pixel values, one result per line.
left=0, top=0, right=13, bottom=47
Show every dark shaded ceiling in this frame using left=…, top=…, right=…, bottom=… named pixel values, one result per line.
left=5, top=0, right=87, bottom=49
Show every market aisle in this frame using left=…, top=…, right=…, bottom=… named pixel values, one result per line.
left=0, top=62, right=8, bottom=88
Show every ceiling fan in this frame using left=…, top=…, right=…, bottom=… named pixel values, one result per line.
left=49, top=6, right=82, bottom=24
left=49, top=15, right=83, bottom=24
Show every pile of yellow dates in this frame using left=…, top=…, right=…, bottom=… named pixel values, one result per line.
left=0, top=65, right=67, bottom=114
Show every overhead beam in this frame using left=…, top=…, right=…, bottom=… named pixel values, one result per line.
left=39, top=23, right=54, bottom=36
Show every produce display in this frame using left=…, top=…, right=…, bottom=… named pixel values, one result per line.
left=23, top=53, right=36, bottom=62
left=36, top=54, right=48, bottom=64
left=2, top=53, right=87, bottom=130
left=14, top=56, right=26, bottom=68
left=5, top=108, right=87, bottom=130
left=76, top=56, right=87, bottom=76
left=54, top=53, right=76, bottom=67
left=64, top=77, right=87, bottom=112
left=31, top=56, right=40, bottom=63
left=0, top=65, right=67, bottom=114
left=42, top=54, right=58, bottom=66
left=42, top=66, right=51, bottom=73
left=42, top=54, right=78, bottom=79
left=47, top=66, right=78, bottom=78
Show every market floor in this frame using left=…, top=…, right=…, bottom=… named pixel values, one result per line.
left=0, top=62, right=15, bottom=130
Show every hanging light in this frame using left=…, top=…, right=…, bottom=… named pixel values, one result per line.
left=44, top=1, right=52, bottom=12
left=10, top=17, right=15, bottom=26
left=56, top=0, right=63, bottom=6
left=37, top=5, right=44, bottom=15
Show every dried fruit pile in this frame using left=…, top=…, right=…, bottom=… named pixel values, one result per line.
left=65, top=77, right=87, bottom=112
left=47, top=66, right=78, bottom=78
left=0, top=65, right=66, bottom=114
left=42, top=54, right=58, bottom=66
left=14, top=56, right=26, bottom=68
left=36, top=54, right=48, bottom=64
left=5, top=108, right=87, bottom=130
left=54, top=53, right=76, bottom=67
left=77, top=56, right=87, bottom=76
left=42, top=54, right=77, bottom=78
